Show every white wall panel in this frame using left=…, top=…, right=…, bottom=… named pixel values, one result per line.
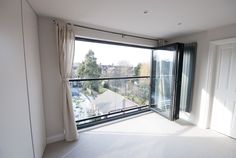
left=22, top=0, right=46, bottom=157
left=0, top=0, right=34, bottom=157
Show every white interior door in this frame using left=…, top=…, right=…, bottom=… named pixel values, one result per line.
left=211, top=43, right=236, bottom=138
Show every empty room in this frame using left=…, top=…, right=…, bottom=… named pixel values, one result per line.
left=1, top=0, right=236, bottom=158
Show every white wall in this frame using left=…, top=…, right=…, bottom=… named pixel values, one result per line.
left=169, top=23, right=236, bottom=128
left=73, top=26, right=158, bottom=47
left=37, top=16, right=236, bottom=143
left=38, top=16, right=158, bottom=143
left=0, top=0, right=45, bottom=157
left=22, top=0, right=46, bottom=157
left=38, top=17, right=64, bottom=143
left=0, top=0, right=34, bottom=157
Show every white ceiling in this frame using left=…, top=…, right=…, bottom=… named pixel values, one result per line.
left=28, top=0, right=236, bottom=39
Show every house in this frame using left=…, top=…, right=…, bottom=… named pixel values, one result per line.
left=1, top=0, right=236, bottom=158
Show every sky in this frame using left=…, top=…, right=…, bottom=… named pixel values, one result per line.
left=74, top=40, right=152, bottom=66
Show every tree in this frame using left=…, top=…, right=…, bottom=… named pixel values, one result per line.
left=134, top=63, right=141, bottom=76
left=135, top=63, right=150, bottom=76
left=77, top=50, right=101, bottom=92
left=140, top=63, right=150, bottom=76
left=116, top=60, right=130, bottom=77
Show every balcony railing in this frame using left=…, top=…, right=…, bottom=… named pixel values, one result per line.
left=69, top=76, right=151, bottom=129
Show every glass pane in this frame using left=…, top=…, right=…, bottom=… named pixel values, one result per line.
left=73, top=40, right=151, bottom=79
left=70, top=78, right=150, bottom=123
left=180, top=43, right=196, bottom=112
left=151, top=50, right=175, bottom=118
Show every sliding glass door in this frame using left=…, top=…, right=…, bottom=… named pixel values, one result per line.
left=150, top=43, right=184, bottom=120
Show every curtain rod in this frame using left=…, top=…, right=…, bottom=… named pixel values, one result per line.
left=71, top=23, right=158, bottom=41
left=53, top=19, right=160, bottom=41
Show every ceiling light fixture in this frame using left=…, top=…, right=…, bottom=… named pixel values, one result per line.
left=144, top=10, right=149, bottom=14
left=177, top=22, right=182, bottom=26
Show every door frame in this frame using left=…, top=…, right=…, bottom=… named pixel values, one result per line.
left=205, top=37, right=236, bottom=128
left=150, top=43, right=184, bottom=121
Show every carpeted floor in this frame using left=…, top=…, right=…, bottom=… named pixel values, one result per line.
left=43, top=112, right=236, bottom=158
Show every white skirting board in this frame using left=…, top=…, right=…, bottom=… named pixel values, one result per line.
left=46, top=133, right=64, bottom=144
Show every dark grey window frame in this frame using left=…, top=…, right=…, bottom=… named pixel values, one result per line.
left=179, top=43, right=197, bottom=113
left=150, top=43, right=184, bottom=121
left=72, top=37, right=154, bottom=129
left=71, top=37, right=196, bottom=129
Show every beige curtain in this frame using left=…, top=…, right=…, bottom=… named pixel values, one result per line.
left=55, top=21, right=77, bottom=141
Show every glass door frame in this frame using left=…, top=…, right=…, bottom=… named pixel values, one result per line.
left=72, top=37, right=184, bottom=129
left=149, top=43, right=184, bottom=121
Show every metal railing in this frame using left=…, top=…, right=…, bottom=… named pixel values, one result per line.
left=69, top=76, right=151, bottom=129
left=69, top=76, right=150, bottom=82
left=76, top=105, right=150, bottom=129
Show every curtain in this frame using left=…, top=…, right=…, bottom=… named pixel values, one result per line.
left=55, top=21, right=77, bottom=141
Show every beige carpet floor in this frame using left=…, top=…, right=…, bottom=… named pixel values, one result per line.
left=43, top=112, right=236, bottom=158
